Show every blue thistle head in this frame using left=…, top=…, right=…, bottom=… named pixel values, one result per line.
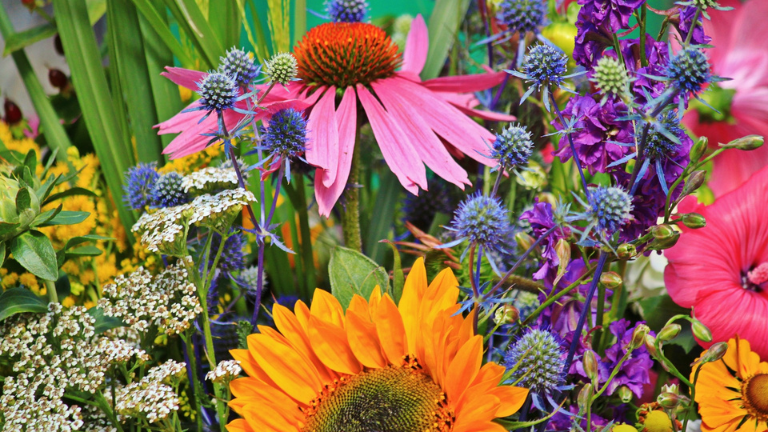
left=505, top=328, right=566, bottom=394
left=198, top=72, right=239, bottom=112
left=587, top=186, right=633, bottom=235
left=149, top=172, right=190, bottom=208
left=522, top=44, right=568, bottom=88
left=219, top=47, right=259, bottom=88
left=123, top=162, right=159, bottom=210
left=325, top=0, right=368, bottom=22
left=449, top=193, right=510, bottom=251
left=208, top=232, right=246, bottom=276
left=641, top=111, right=684, bottom=160
left=492, top=124, right=534, bottom=169
left=261, top=108, right=308, bottom=159
left=498, top=0, right=546, bottom=35
left=666, top=47, right=711, bottom=95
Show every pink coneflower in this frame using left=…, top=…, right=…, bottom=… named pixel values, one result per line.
left=664, top=165, right=768, bottom=358
left=681, top=0, right=768, bottom=197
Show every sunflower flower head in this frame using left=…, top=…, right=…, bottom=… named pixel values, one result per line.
left=219, top=47, right=259, bottom=88
left=325, top=0, right=369, bottom=23
left=505, top=328, right=566, bottom=394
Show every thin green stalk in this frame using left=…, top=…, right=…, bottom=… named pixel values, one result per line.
left=182, top=332, right=203, bottom=431
left=684, top=8, right=701, bottom=46
left=45, top=280, right=57, bottom=304
left=594, top=281, right=606, bottom=354
left=639, top=6, right=648, bottom=67
left=682, top=365, right=703, bottom=432
left=293, top=174, right=316, bottom=297
left=95, top=391, right=125, bottom=432
left=342, top=121, right=362, bottom=252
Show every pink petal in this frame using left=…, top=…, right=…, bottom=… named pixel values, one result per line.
left=386, top=77, right=496, bottom=166
left=161, top=110, right=244, bottom=159
left=371, top=80, right=469, bottom=187
left=259, top=83, right=307, bottom=105
left=315, top=87, right=358, bottom=217
left=155, top=101, right=205, bottom=133
left=395, top=71, right=422, bottom=82
left=356, top=84, right=426, bottom=193
left=401, top=14, right=428, bottom=76
left=452, top=104, right=517, bottom=122
left=421, top=71, right=507, bottom=93
left=305, top=87, right=338, bottom=173
left=162, top=67, right=207, bottom=91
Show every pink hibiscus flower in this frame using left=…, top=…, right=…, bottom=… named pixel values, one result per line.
left=664, top=165, right=768, bottom=358
left=681, top=0, right=768, bottom=197
left=157, top=15, right=514, bottom=216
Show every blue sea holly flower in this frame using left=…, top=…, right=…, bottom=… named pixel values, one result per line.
left=219, top=47, right=260, bottom=88
left=205, top=232, right=247, bottom=277
left=666, top=47, right=711, bottom=96
left=498, top=0, right=546, bottom=36
left=150, top=172, right=190, bottom=208
left=505, top=328, right=569, bottom=410
left=123, top=162, right=159, bottom=211
left=325, top=0, right=368, bottom=22
left=491, top=124, right=535, bottom=171
left=252, top=108, right=309, bottom=182
left=586, top=186, right=633, bottom=235
left=507, top=44, right=585, bottom=111
left=199, top=72, right=239, bottom=113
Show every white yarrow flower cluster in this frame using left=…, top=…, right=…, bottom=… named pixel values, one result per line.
left=206, top=360, right=242, bottom=384
left=99, top=260, right=202, bottom=335
left=181, top=166, right=240, bottom=193
left=112, top=360, right=186, bottom=424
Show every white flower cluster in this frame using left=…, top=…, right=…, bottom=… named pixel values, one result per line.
left=0, top=304, right=148, bottom=432
left=181, top=166, right=240, bottom=193
left=132, top=188, right=256, bottom=253
left=205, top=360, right=242, bottom=384
left=113, top=360, right=186, bottom=424
left=99, top=261, right=202, bottom=335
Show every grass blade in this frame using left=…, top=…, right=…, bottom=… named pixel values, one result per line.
left=2, top=22, right=57, bottom=56
left=208, top=0, right=240, bottom=51
left=164, top=0, right=225, bottom=69
left=422, top=0, right=471, bottom=79
left=129, top=0, right=195, bottom=67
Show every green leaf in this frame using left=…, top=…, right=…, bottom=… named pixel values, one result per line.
left=0, top=241, right=5, bottom=267
left=87, top=307, right=125, bottom=333
left=42, top=187, right=97, bottom=206
left=15, top=187, right=32, bottom=213
left=208, top=0, right=240, bottom=53
left=9, top=231, right=58, bottom=281
left=65, top=245, right=103, bottom=257
left=31, top=205, right=62, bottom=228
left=638, top=295, right=690, bottom=331
left=63, top=234, right=112, bottom=251
left=164, top=0, right=225, bottom=69
left=0, top=288, right=48, bottom=321
left=23, top=149, right=37, bottom=176
left=39, top=210, right=90, bottom=227
left=2, top=22, right=57, bottom=56
left=329, top=246, right=390, bottom=310
left=422, top=0, right=472, bottom=80
left=0, top=222, right=20, bottom=238
left=35, top=174, right=58, bottom=202
left=364, top=170, right=400, bottom=265
left=129, top=0, right=195, bottom=67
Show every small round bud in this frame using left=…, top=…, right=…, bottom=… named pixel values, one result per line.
left=522, top=44, right=569, bottom=88
left=492, top=124, right=534, bottom=169
left=263, top=53, right=298, bottom=86
left=588, top=186, right=633, bottom=235
left=592, top=56, right=630, bottom=97
left=666, top=47, right=711, bottom=95
left=617, top=243, right=637, bottom=260
left=48, top=68, right=68, bottom=89
left=494, top=305, right=520, bottom=325
left=651, top=224, right=675, bottom=240
left=555, top=238, right=571, bottom=269
left=690, top=137, right=708, bottom=163
left=683, top=170, right=707, bottom=196
left=630, top=324, right=650, bottom=350
left=3, top=99, right=22, bottom=124
left=600, top=271, right=622, bottom=289
left=198, top=72, right=239, bottom=112
left=649, top=225, right=680, bottom=249
left=724, top=134, right=764, bottom=151
left=681, top=213, right=707, bottom=229
left=612, top=424, right=638, bottom=432
left=691, top=319, right=713, bottom=342
left=583, top=349, right=599, bottom=382
left=515, top=231, right=534, bottom=251
left=578, top=383, right=593, bottom=412
left=657, top=392, right=680, bottom=409
left=617, top=386, right=634, bottom=404
left=658, top=324, right=682, bottom=342
left=699, top=341, right=728, bottom=364
left=660, top=383, right=680, bottom=395
left=219, top=47, right=259, bottom=88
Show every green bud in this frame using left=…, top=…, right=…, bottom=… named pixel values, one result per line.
left=690, top=137, right=708, bottom=163
left=515, top=232, right=534, bottom=251
left=617, top=386, right=633, bottom=404
left=630, top=324, right=650, bottom=350
left=651, top=224, right=675, bottom=240
left=494, top=305, right=519, bottom=325
left=661, top=383, right=680, bottom=395
left=584, top=349, right=599, bottom=382
left=617, top=243, right=637, bottom=260
left=682, top=170, right=707, bottom=196
left=264, top=53, right=298, bottom=86
left=724, top=134, right=764, bottom=150
left=657, top=392, right=680, bottom=409
left=645, top=334, right=658, bottom=357
left=578, top=383, right=593, bottom=412
left=699, top=341, right=728, bottom=364
left=681, top=213, right=707, bottom=229
left=658, top=324, right=682, bottom=342
left=691, top=319, right=713, bottom=342
left=600, top=271, right=622, bottom=289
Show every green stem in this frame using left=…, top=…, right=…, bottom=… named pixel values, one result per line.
left=342, top=121, right=362, bottom=252
left=594, top=280, right=606, bottom=354
left=295, top=174, right=317, bottom=297
left=45, top=279, right=57, bottom=304
left=183, top=332, right=203, bottom=431
left=94, top=391, right=125, bottom=432
left=682, top=365, right=703, bottom=432
left=518, top=265, right=595, bottom=331
left=639, top=6, right=648, bottom=67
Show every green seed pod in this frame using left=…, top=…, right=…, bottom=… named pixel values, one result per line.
left=691, top=319, right=713, bottom=342
left=681, top=213, right=707, bottom=229
left=658, top=324, right=682, bottom=342
left=690, top=137, right=708, bottom=163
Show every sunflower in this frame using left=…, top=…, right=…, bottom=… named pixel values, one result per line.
left=694, top=337, right=768, bottom=432
left=227, top=258, right=529, bottom=432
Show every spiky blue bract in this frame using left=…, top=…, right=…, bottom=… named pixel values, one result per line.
left=666, top=47, right=711, bottom=95
left=326, top=0, right=368, bottom=22
left=505, top=328, right=566, bottom=394
left=498, top=0, right=546, bottom=35
left=641, top=111, right=683, bottom=160
left=219, top=47, right=259, bottom=88
left=492, top=124, right=534, bottom=169
left=150, top=172, right=190, bottom=208
left=450, top=193, right=511, bottom=251
left=260, top=108, right=308, bottom=158
left=587, top=186, right=633, bottom=234
left=198, top=72, right=239, bottom=112
left=123, top=162, right=159, bottom=210
left=208, top=232, right=246, bottom=275
left=523, top=44, right=569, bottom=88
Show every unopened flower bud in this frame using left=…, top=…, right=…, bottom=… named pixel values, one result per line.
left=3, top=99, right=22, bottom=125
left=617, top=386, right=633, bottom=404
left=48, top=68, right=68, bottom=89
left=698, top=341, right=728, bottom=364
left=682, top=170, right=707, bottom=196
left=600, top=271, right=622, bottom=289
left=578, top=383, right=593, bottom=412
left=681, top=213, right=706, bottom=229
left=691, top=319, right=713, bottom=342
left=651, top=224, right=675, bottom=240
left=724, top=134, right=764, bottom=151
left=264, top=52, right=298, bottom=86
left=657, top=392, right=680, bottom=409
left=515, top=231, right=534, bottom=251
left=645, top=334, right=658, bottom=356
left=617, top=243, right=637, bottom=260
left=584, top=349, right=599, bottom=382
left=494, top=305, right=519, bottom=325
left=690, top=137, right=707, bottom=163
left=660, top=383, right=679, bottom=395
left=658, top=324, right=682, bottom=342
left=630, top=324, right=650, bottom=350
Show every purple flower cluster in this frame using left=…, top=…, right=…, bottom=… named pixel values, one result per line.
left=520, top=200, right=571, bottom=280
left=678, top=6, right=711, bottom=46
left=573, top=0, right=645, bottom=68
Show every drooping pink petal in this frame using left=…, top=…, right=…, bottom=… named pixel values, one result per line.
left=372, top=80, right=469, bottom=188
left=258, top=83, right=308, bottom=105
left=160, top=109, right=245, bottom=159
left=155, top=101, right=206, bottom=133
left=395, top=71, right=422, bottom=83
left=452, top=104, right=518, bottom=122
left=401, top=14, right=428, bottom=76
left=438, top=91, right=517, bottom=122
left=387, top=77, right=496, bottom=166
left=701, top=0, right=740, bottom=66
left=315, top=87, right=358, bottom=217
left=161, top=67, right=207, bottom=91
left=305, top=87, right=337, bottom=173
left=421, top=71, right=507, bottom=93
left=356, top=84, right=427, bottom=193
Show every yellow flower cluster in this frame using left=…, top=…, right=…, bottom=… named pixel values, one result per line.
left=158, top=144, right=222, bottom=175
left=0, top=269, right=46, bottom=296
left=0, top=120, right=40, bottom=159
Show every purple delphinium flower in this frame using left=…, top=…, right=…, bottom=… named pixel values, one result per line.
left=578, top=0, right=645, bottom=30
left=616, top=35, right=671, bottom=105
left=678, top=6, right=711, bottom=46
left=573, top=19, right=613, bottom=68
left=520, top=200, right=571, bottom=280
left=553, top=95, right=634, bottom=174
left=573, top=0, right=645, bottom=68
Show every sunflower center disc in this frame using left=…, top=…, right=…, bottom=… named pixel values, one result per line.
left=293, top=22, right=401, bottom=89
left=745, top=374, right=768, bottom=416
left=302, top=367, right=450, bottom=432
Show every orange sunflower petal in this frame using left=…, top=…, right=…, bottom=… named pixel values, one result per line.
left=373, top=294, right=408, bottom=364
left=231, top=348, right=279, bottom=389
left=346, top=310, right=388, bottom=368
left=445, top=335, right=483, bottom=402
left=369, top=285, right=382, bottom=311
left=294, top=300, right=312, bottom=332
left=242, top=403, right=302, bottom=432
left=310, top=289, right=345, bottom=327
left=490, top=386, right=529, bottom=417
left=347, top=294, right=371, bottom=319
left=399, top=257, right=427, bottom=352
left=247, top=333, right=322, bottom=404
left=308, top=315, right=362, bottom=374
left=226, top=419, right=255, bottom=432
left=230, top=377, right=298, bottom=408
left=453, top=394, right=502, bottom=431
left=272, top=303, right=338, bottom=383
